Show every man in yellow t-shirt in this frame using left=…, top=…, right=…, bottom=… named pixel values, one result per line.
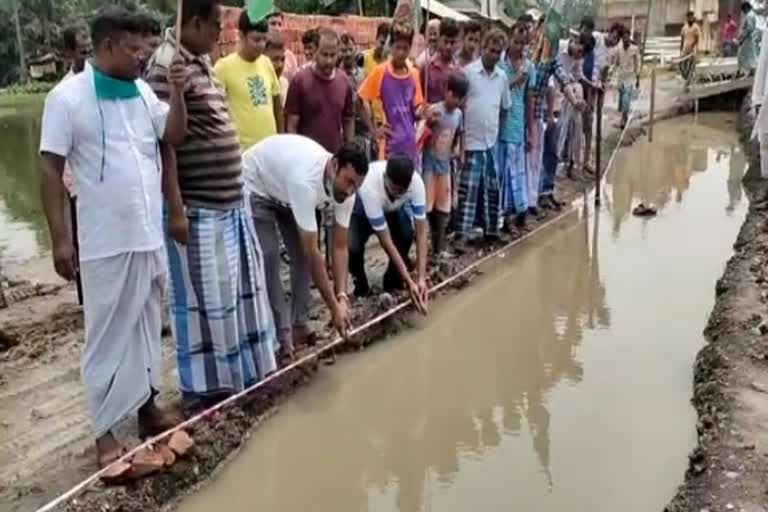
left=214, top=10, right=283, bottom=150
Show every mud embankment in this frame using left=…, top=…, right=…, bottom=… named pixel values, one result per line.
left=666, top=98, right=768, bottom=511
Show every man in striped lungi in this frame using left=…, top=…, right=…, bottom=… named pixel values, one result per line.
left=456, top=29, right=510, bottom=243
left=498, top=23, right=535, bottom=230
left=146, top=0, right=276, bottom=414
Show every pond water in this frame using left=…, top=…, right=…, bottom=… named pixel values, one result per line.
left=178, top=113, right=747, bottom=512
left=0, top=96, right=49, bottom=269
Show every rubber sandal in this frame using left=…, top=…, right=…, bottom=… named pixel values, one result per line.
left=168, top=430, right=194, bottom=457
left=154, top=442, right=176, bottom=467
left=127, top=447, right=165, bottom=479
left=98, top=447, right=132, bottom=485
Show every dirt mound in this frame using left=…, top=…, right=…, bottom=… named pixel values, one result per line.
left=666, top=97, right=768, bottom=511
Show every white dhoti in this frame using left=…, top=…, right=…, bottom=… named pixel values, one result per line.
left=80, top=248, right=165, bottom=436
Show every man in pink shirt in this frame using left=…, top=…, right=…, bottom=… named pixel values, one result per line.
left=722, top=13, right=738, bottom=56
left=419, top=18, right=460, bottom=104
left=285, top=28, right=354, bottom=153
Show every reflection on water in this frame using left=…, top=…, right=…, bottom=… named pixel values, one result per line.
left=179, top=113, right=747, bottom=512
left=0, top=97, right=48, bottom=267
left=605, top=114, right=745, bottom=239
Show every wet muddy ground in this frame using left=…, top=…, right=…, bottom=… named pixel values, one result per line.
left=665, top=100, right=768, bottom=512
left=0, top=84, right=696, bottom=512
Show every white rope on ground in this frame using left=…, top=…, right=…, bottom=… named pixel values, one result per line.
left=34, top=204, right=583, bottom=512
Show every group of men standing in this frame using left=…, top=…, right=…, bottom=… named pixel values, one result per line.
left=38, top=0, right=640, bottom=479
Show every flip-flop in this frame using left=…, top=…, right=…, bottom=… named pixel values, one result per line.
left=154, top=442, right=176, bottom=467
left=98, top=447, right=132, bottom=485
left=168, top=430, right=195, bottom=457
left=127, top=447, right=165, bottom=479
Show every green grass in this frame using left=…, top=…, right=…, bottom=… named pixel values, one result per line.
left=0, top=81, right=56, bottom=97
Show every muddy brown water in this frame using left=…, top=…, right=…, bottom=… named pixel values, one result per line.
left=176, top=114, right=747, bottom=512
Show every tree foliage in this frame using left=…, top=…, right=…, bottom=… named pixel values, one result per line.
left=0, top=0, right=210, bottom=85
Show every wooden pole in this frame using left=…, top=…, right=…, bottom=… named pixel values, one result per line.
left=639, top=0, right=653, bottom=75
left=649, top=63, right=656, bottom=142
left=70, top=197, right=83, bottom=305
left=595, top=70, right=606, bottom=207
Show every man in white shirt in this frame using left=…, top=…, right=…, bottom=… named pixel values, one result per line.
left=39, top=7, right=188, bottom=479
left=458, top=29, right=511, bottom=242
left=349, top=156, right=429, bottom=311
left=242, top=135, right=369, bottom=358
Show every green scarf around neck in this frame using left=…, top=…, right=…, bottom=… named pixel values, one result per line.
left=92, top=66, right=140, bottom=100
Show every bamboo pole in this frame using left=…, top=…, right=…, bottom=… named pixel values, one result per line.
left=176, top=0, right=184, bottom=42
left=639, top=0, right=653, bottom=75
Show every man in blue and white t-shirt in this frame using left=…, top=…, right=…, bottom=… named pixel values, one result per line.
left=349, top=155, right=429, bottom=312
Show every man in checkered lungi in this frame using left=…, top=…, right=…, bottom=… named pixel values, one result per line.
left=456, top=29, right=511, bottom=241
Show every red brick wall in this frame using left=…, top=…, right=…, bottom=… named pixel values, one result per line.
left=217, top=6, right=389, bottom=63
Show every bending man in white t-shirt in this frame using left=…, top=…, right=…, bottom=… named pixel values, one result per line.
left=243, top=134, right=369, bottom=359
left=349, top=156, right=429, bottom=312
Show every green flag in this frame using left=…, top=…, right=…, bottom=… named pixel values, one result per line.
left=246, top=0, right=274, bottom=23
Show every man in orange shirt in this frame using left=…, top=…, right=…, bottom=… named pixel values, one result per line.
left=359, top=22, right=426, bottom=165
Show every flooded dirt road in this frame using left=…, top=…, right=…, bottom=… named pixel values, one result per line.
left=178, top=114, right=747, bottom=512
